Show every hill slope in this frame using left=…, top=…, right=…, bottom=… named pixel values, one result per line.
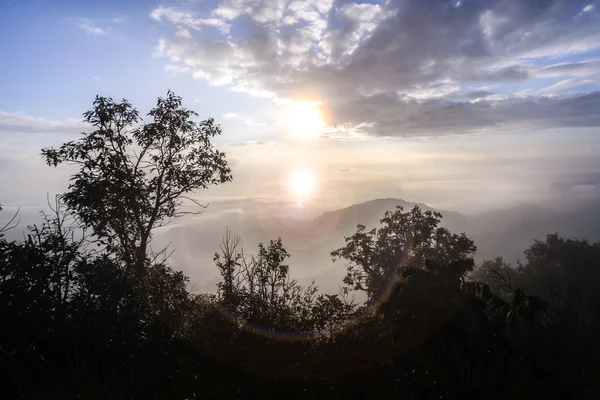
left=152, top=197, right=600, bottom=294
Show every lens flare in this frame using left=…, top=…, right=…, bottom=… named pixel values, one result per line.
left=288, top=169, right=316, bottom=199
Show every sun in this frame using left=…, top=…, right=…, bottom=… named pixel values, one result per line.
left=288, top=169, right=317, bottom=199
left=285, top=101, right=325, bottom=139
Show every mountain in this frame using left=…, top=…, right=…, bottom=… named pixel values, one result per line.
left=467, top=201, right=600, bottom=263
left=5, top=197, right=597, bottom=295
left=312, top=198, right=469, bottom=233
left=152, top=197, right=600, bottom=295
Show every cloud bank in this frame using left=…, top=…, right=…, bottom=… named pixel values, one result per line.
left=0, top=111, right=87, bottom=134
left=151, top=0, right=600, bottom=137
left=76, top=18, right=109, bottom=36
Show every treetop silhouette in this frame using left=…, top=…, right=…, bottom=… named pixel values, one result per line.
left=41, top=90, right=232, bottom=279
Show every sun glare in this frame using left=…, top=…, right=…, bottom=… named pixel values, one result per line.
left=288, top=169, right=317, bottom=199
left=286, top=101, right=325, bottom=139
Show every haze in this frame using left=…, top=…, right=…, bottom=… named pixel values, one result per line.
left=2, top=0, right=600, bottom=292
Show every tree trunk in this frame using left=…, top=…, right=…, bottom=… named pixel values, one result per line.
left=134, top=238, right=147, bottom=280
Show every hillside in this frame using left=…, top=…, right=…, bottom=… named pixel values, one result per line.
left=150, top=197, right=600, bottom=294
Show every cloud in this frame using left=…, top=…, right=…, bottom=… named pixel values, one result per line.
left=465, top=90, right=495, bottom=99
left=213, top=0, right=291, bottom=23
left=112, top=16, right=129, bottom=24
left=221, top=112, right=267, bottom=126
left=332, top=91, right=600, bottom=137
left=152, top=0, right=600, bottom=136
left=0, top=111, right=86, bottom=134
left=535, top=59, right=600, bottom=78
left=227, top=140, right=279, bottom=147
left=150, top=6, right=230, bottom=34
left=537, top=78, right=599, bottom=95
left=76, top=18, right=108, bottom=36
left=222, top=112, right=240, bottom=120
left=551, top=169, right=600, bottom=202
left=165, top=64, right=190, bottom=77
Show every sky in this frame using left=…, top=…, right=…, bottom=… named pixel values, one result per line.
left=2, top=0, right=600, bottom=223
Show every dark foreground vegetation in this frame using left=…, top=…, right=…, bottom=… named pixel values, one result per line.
left=1, top=92, right=599, bottom=399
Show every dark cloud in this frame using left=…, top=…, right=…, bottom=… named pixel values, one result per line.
left=465, top=91, right=495, bottom=99
left=154, top=0, right=600, bottom=136
left=562, top=172, right=600, bottom=189
left=332, top=91, right=600, bottom=137
left=550, top=169, right=600, bottom=202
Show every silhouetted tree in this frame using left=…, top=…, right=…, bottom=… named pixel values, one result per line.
left=214, top=231, right=356, bottom=335
left=474, top=235, right=600, bottom=326
left=215, top=232, right=313, bottom=332
left=0, top=197, right=208, bottom=399
left=41, top=91, right=232, bottom=279
left=332, top=205, right=477, bottom=302
left=4, top=91, right=600, bottom=398
left=0, top=204, right=20, bottom=236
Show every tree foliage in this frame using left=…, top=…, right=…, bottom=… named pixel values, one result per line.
left=214, top=230, right=355, bottom=335
left=0, top=205, right=20, bottom=236
left=3, top=198, right=599, bottom=398
left=41, top=91, right=232, bottom=278
left=1, top=92, right=599, bottom=398
left=473, top=233, right=600, bottom=327
left=332, top=205, right=477, bottom=302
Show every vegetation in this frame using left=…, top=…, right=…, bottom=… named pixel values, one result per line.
left=1, top=93, right=599, bottom=399
left=41, top=91, right=232, bottom=279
